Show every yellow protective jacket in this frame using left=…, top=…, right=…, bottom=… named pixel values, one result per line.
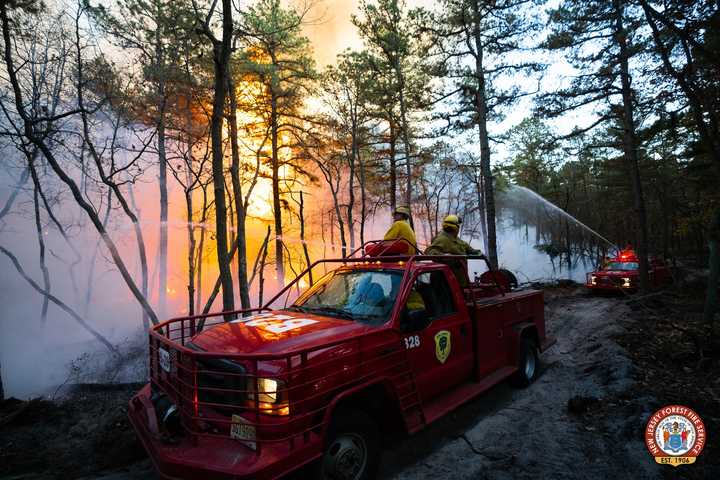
left=383, top=220, right=417, bottom=254
left=425, top=230, right=480, bottom=256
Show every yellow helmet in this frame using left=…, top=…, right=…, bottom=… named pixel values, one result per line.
left=443, top=214, right=462, bottom=227
left=394, top=206, right=411, bottom=217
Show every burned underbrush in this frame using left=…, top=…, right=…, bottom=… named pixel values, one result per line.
left=614, top=279, right=720, bottom=479
left=0, top=383, right=147, bottom=479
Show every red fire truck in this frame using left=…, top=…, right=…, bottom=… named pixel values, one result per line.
left=128, top=240, right=555, bottom=479
left=586, top=249, right=672, bottom=292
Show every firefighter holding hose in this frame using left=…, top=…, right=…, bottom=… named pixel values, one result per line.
left=426, top=215, right=481, bottom=256
left=426, top=215, right=481, bottom=287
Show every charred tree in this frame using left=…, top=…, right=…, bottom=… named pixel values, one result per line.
left=228, top=78, right=251, bottom=310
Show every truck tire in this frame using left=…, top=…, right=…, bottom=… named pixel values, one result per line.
left=511, top=338, right=539, bottom=387
left=316, top=407, right=381, bottom=480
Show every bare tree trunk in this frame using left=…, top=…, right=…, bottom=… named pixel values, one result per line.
left=614, top=0, right=650, bottom=291
left=185, top=188, right=196, bottom=316
left=473, top=171, right=489, bottom=254
left=270, top=88, right=285, bottom=285
left=258, top=229, right=270, bottom=307
left=470, top=0, right=498, bottom=268
left=29, top=160, right=51, bottom=323
left=394, top=65, right=414, bottom=225
left=389, top=121, right=397, bottom=213
left=195, top=185, right=209, bottom=310
left=209, top=0, right=235, bottom=320
left=330, top=208, right=336, bottom=253
left=321, top=212, right=327, bottom=257
left=249, top=226, right=271, bottom=284
left=158, top=113, right=168, bottom=319
left=299, top=191, right=313, bottom=285
left=347, top=120, right=357, bottom=251
left=358, top=150, right=367, bottom=246
left=125, top=181, right=150, bottom=329
left=85, top=189, right=113, bottom=317
left=228, top=79, right=251, bottom=309
left=155, top=19, right=169, bottom=321
left=333, top=192, right=347, bottom=257
left=0, top=166, right=29, bottom=220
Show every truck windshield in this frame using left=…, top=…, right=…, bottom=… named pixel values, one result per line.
left=605, top=262, right=639, bottom=271
left=291, top=270, right=403, bottom=325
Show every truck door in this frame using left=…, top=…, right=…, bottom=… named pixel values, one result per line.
left=399, top=269, right=473, bottom=401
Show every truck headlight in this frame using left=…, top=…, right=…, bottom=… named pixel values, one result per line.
left=257, top=378, right=278, bottom=403
left=248, top=377, right=289, bottom=415
left=591, top=275, right=597, bottom=285
left=622, top=277, right=631, bottom=287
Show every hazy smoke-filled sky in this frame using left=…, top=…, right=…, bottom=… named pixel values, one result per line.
left=303, top=0, right=435, bottom=67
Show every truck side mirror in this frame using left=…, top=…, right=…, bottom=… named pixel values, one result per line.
left=402, top=308, right=430, bottom=332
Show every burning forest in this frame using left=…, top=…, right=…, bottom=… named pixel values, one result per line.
left=1, top=0, right=719, bottom=479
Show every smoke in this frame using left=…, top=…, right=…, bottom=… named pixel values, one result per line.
left=301, top=0, right=437, bottom=67
left=301, top=0, right=363, bottom=67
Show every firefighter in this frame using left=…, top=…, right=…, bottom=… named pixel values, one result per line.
left=425, top=215, right=481, bottom=256
left=383, top=206, right=417, bottom=254
left=425, top=215, right=481, bottom=287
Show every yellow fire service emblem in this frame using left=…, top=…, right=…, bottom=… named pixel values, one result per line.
left=434, top=330, right=451, bottom=364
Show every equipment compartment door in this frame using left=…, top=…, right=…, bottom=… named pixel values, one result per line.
left=473, top=302, right=506, bottom=377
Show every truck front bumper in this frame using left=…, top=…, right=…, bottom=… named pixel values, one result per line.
left=586, top=283, right=635, bottom=292
left=128, top=384, right=321, bottom=480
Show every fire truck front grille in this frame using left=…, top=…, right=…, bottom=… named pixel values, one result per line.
left=196, top=357, right=247, bottom=410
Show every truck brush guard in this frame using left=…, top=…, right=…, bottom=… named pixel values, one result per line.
left=148, top=312, right=420, bottom=455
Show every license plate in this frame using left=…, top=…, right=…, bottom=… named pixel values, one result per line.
left=159, top=348, right=171, bottom=373
left=230, top=414, right=257, bottom=450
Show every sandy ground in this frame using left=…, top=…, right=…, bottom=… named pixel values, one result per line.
left=379, top=289, right=663, bottom=480
left=3, top=289, right=695, bottom=479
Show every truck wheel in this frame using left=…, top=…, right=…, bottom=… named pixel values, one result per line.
left=316, top=408, right=380, bottom=480
left=511, top=338, right=538, bottom=387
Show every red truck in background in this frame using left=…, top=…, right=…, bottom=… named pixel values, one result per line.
left=586, top=249, right=672, bottom=292
left=128, top=239, right=555, bottom=480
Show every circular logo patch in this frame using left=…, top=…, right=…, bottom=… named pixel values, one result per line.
left=645, top=405, right=706, bottom=467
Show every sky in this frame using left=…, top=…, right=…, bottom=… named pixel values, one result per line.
left=302, top=0, right=436, bottom=67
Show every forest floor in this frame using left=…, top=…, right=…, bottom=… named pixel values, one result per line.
left=1, top=284, right=718, bottom=480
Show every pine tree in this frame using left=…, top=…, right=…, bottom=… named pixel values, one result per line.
left=436, top=0, right=545, bottom=268
left=240, top=0, right=316, bottom=284
left=537, top=0, right=652, bottom=291
left=353, top=0, right=433, bottom=222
